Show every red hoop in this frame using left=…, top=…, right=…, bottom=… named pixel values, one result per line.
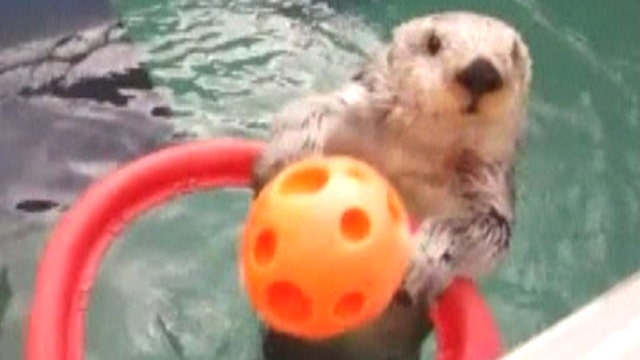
left=25, top=138, right=501, bottom=360
left=431, top=277, right=502, bottom=360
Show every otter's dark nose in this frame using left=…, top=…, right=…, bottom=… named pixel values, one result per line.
left=456, top=57, right=503, bottom=95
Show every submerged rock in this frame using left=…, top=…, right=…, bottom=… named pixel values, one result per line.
left=0, top=21, right=175, bottom=219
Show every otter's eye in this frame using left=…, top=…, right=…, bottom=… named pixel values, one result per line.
left=511, top=40, right=521, bottom=62
left=426, top=33, right=442, bottom=56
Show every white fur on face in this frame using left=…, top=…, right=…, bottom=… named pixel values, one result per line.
left=388, top=11, right=532, bottom=122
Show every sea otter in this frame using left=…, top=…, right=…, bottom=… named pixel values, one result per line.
left=252, top=11, right=532, bottom=360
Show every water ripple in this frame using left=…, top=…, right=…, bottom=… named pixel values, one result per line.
left=120, top=0, right=382, bottom=136
left=102, top=0, right=640, bottom=358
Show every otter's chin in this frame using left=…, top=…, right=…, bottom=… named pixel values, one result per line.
left=465, top=89, right=517, bottom=119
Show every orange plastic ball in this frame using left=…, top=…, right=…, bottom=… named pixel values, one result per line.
left=240, top=156, right=412, bottom=340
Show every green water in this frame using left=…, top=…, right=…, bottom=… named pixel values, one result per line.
left=1, top=0, right=638, bottom=359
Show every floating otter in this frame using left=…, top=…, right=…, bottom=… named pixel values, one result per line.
left=253, top=11, right=532, bottom=360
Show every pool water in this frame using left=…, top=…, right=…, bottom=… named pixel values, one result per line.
left=2, top=0, right=639, bottom=359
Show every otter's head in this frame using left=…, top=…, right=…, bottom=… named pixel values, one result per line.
left=385, top=11, right=531, bottom=144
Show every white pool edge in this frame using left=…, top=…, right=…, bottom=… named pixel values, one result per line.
left=501, top=271, right=640, bottom=360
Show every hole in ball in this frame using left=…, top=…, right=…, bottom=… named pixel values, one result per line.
left=387, top=190, right=403, bottom=223
left=254, top=229, right=277, bottom=267
left=279, top=164, right=329, bottom=196
left=267, top=281, right=313, bottom=323
left=346, top=165, right=368, bottom=181
left=340, top=208, right=370, bottom=242
left=334, top=292, right=365, bottom=319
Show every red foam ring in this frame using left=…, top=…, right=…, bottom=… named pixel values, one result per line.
left=26, top=138, right=264, bottom=360
left=25, top=138, right=503, bottom=360
left=429, top=277, right=503, bottom=360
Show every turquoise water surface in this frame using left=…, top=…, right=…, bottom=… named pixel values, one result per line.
left=97, top=0, right=640, bottom=358
left=1, top=0, right=638, bottom=359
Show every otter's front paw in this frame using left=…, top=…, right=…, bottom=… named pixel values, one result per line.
left=400, top=221, right=456, bottom=306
